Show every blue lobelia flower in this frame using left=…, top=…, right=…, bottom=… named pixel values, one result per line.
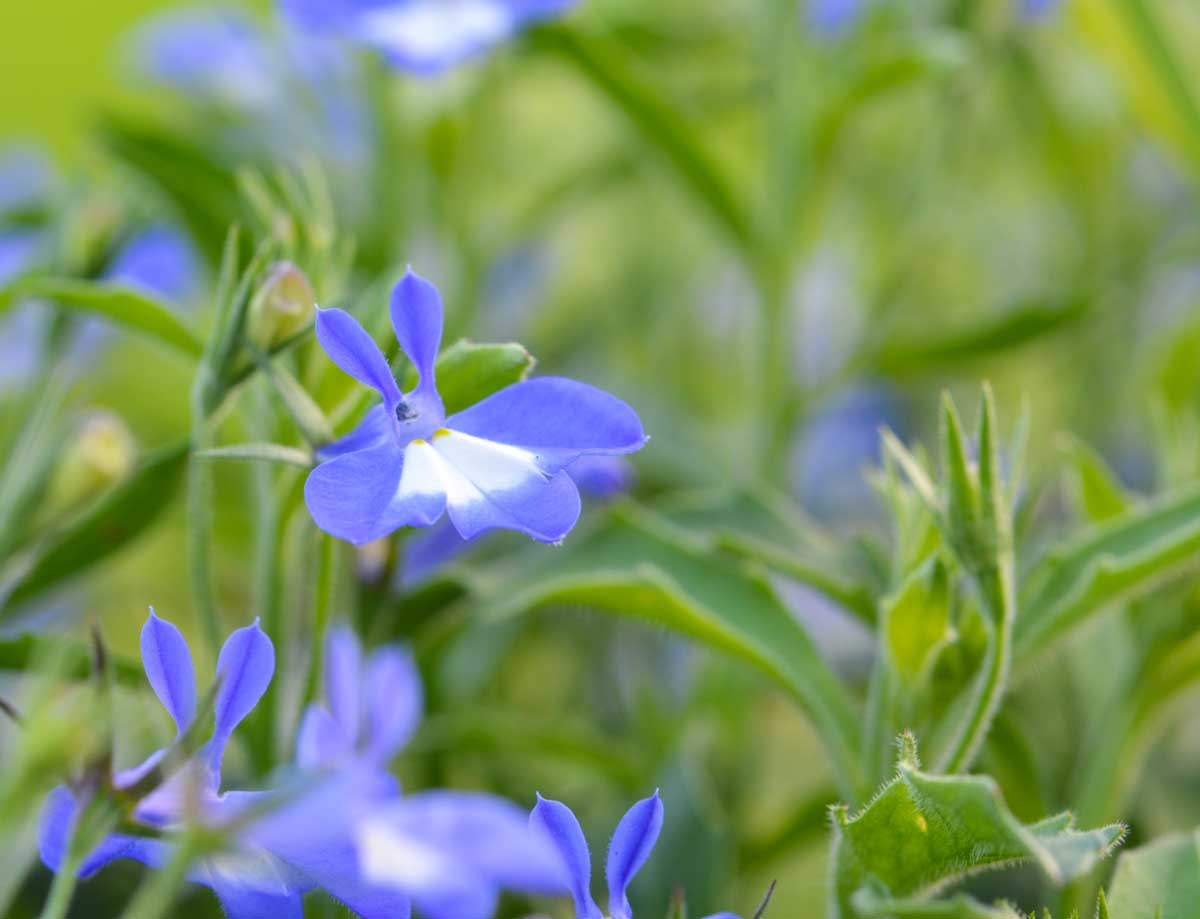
left=103, top=224, right=201, bottom=304
left=38, top=611, right=409, bottom=919
left=279, top=0, right=578, bottom=75
left=530, top=792, right=740, bottom=919
left=299, top=625, right=569, bottom=919
left=806, top=0, right=862, bottom=36
left=305, top=268, right=646, bottom=546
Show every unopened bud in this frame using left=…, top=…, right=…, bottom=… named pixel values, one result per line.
left=43, top=411, right=137, bottom=520
left=247, top=261, right=315, bottom=349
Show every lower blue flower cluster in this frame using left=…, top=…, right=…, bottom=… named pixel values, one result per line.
left=38, top=612, right=743, bottom=919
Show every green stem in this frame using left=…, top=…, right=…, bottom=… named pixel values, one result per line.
left=187, top=373, right=221, bottom=659
left=303, top=532, right=338, bottom=709
left=38, top=858, right=81, bottom=919
left=117, top=835, right=201, bottom=919
left=938, top=563, right=1015, bottom=774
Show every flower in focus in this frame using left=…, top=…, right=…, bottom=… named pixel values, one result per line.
left=280, top=0, right=577, bottom=75
left=299, top=625, right=569, bottom=918
left=305, top=268, right=646, bottom=545
left=38, top=611, right=409, bottom=919
left=530, top=792, right=740, bottom=919
left=103, top=224, right=200, bottom=304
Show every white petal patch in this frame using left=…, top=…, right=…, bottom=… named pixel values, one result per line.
left=355, top=1, right=513, bottom=67
left=431, top=430, right=547, bottom=503
left=358, top=816, right=458, bottom=892
left=396, top=440, right=446, bottom=506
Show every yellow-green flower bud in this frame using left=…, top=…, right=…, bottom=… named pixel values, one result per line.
left=247, top=261, right=316, bottom=349
left=44, top=411, right=137, bottom=519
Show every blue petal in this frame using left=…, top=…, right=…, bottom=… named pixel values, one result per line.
left=241, top=773, right=411, bottom=919
left=530, top=795, right=601, bottom=919
left=398, top=518, right=476, bottom=589
left=0, top=145, right=52, bottom=215
left=305, top=441, right=445, bottom=545
left=567, top=455, right=634, bottom=500
left=315, top=306, right=402, bottom=407
left=210, top=876, right=304, bottom=919
left=39, top=786, right=172, bottom=878
left=296, top=705, right=351, bottom=770
left=808, top=0, right=861, bottom=35
left=317, top=404, right=392, bottom=462
left=390, top=269, right=444, bottom=412
left=364, top=646, right=423, bottom=762
left=358, top=792, right=566, bottom=919
left=325, top=625, right=363, bottom=746
left=447, top=377, right=646, bottom=474
left=209, top=620, right=275, bottom=779
left=104, top=225, right=199, bottom=303
left=698, top=914, right=742, bottom=919
left=140, top=609, right=197, bottom=735
left=606, top=792, right=663, bottom=919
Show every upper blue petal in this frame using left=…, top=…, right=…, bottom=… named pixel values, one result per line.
left=530, top=794, right=602, bottom=919
left=364, top=645, right=423, bottom=762
left=390, top=269, right=444, bottom=412
left=315, top=306, right=403, bottom=407
left=606, top=791, right=664, bottom=919
left=447, top=376, right=647, bottom=474
left=209, top=620, right=275, bottom=779
left=140, top=609, right=197, bottom=735
left=325, top=625, right=364, bottom=748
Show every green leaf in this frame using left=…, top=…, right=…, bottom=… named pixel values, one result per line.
left=0, top=633, right=141, bottom=686
left=471, top=503, right=865, bottom=799
left=404, top=339, right=534, bottom=416
left=868, top=298, right=1090, bottom=376
left=0, top=280, right=203, bottom=358
left=1106, top=831, right=1200, bottom=918
left=1014, top=484, right=1200, bottom=656
left=882, top=557, right=953, bottom=689
left=851, top=890, right=1021, bottom=918
left=1059, top=435, right=1131, bottom=522
left=831, top=735, right=1124, bottom=918
left=195, top=443, right=313, bottom=468
left=0, top=440, right=189, bottom=616
left=531, top=25, right=754, bottom=251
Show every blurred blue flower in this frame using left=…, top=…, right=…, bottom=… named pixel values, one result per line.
left=0, top=145, right=53, bottom=216
left=103, top=225, right=200, bottom=304
left=133, top=8, right=278, bottom=109
left=530, top=792, right=739, bottom=919
left=38, top=611, right=408, bottom=919
left=807, top=0, right=862, bottom=36
left=305, top=268, right=646, bottom=545
left=1020, top=0, right=1062, bottom=19
left=280, top=0, right=578, bottom=75
left=793, top=384, right=906, bottom=521
left=0, top=230, right=45, bottom=288
left=299, top=625, right=568, bottom=918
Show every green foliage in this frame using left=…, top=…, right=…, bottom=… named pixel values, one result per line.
left=1106, top=832, right=1200, bottom=919
left=831, top=736, right=1124, bottom=919
left=404, top=340, right=535, bottom=416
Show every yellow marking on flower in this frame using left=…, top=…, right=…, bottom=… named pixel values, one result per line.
left=432, top=428, right=452, bottom=440
left=410, top=438, right=427, bottom=446
left=915, top=814, right=928, bottom=833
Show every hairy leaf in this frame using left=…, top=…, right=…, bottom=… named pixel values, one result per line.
left=831, top=736, right=1124, bottom=918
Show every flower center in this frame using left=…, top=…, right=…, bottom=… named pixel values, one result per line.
left=395, top=399, right=420, bottom=424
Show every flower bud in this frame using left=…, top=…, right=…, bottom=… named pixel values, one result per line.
left=44, top=411, right=137, bottom=519
left=247, top=261, right=316, bottom=349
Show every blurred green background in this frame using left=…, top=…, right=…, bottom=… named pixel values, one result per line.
left=4, top=0, right=1200, bottom=916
